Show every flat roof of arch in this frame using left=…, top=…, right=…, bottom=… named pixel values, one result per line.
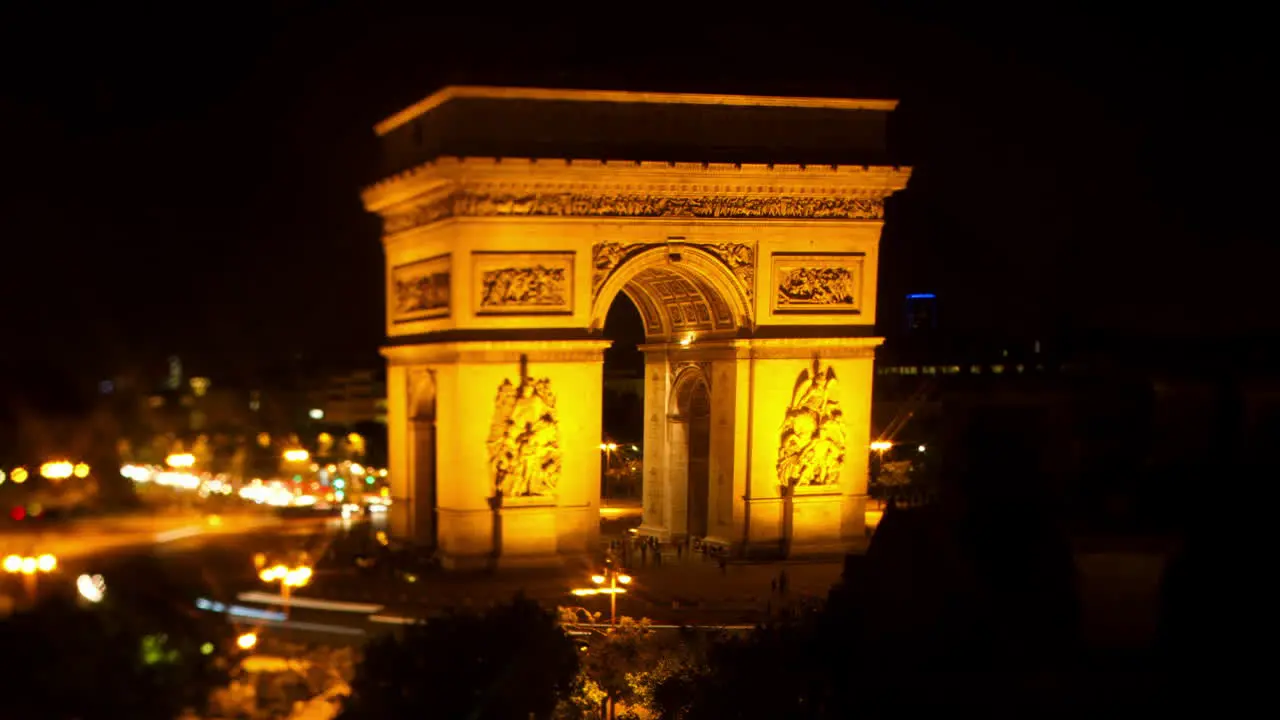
left=374, top=86, right=899, bottom=177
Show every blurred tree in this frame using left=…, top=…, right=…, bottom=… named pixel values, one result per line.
left=0, top=557, right=231, bottom=719
left=340, top=594, right=579, bottom=720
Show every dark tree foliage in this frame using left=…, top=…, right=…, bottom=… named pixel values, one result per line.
left=340, top=593, right=579, bottom=720
left=0, top=560, right=230, bottom=720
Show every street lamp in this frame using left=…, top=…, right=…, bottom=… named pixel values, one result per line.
left=598, top=442, right=618, bottom=498
left=570, top=565, right=632, bottom=626
left=3, top=553, right=57, bottom=601
left=258, top=563, right=312, bottom=614
left=236, top=632, right=259, bottom=651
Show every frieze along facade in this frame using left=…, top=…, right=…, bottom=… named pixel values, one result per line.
left=384, top=189, right=886, bottom=235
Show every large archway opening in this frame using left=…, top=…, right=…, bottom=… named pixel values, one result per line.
left=601, top=294, right=644, bottom=502
left=593, top=245, right=752, bottom=543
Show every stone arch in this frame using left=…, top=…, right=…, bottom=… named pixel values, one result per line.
left=591, top=245, right=752, bottom=341
left=669, top=364, right=711, bottom=419
left=665, top=363, right=713, bottom=540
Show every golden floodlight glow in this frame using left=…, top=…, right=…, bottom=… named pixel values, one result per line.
left=869, top=441, right=893, bottom=452
left=11, top=467, right=28, bottom=484
left=283, top=449, right=310, bottom=463
left=256, top=432, right=272, bottom=448
left=236, top=632, right=258, bottom=650
left=166, top=453, right=195, bottom=469
left=2, top=555, right=21, bottom=573
left=73, top=462, right=91, bottom=478
left=590, top=574, right=606, bottom=585
left=36, top=554, right=56, bottom=572
left=41, top=461, right=75, bottom=481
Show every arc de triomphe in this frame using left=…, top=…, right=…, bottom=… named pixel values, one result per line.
left=361, top=87, right=910, bottom=569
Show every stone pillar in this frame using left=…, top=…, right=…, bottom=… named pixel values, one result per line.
left=738, top=338, right=882, bottom=557
left=637, top=351, right=671, bottom=540
left=384, top=364, right=412, bottom=539
left=387, top=340, right=608, bottom=570
left=665, top=416, right=690, bottom=540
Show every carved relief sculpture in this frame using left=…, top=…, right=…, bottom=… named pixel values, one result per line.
left=776, top=360, right=847, bottom=491
left=705, top=242, right=755, bottom=302
left=390, top=255, right=451, bottom=323
left=387, top=190, right=886, bottom=235
left=474, top=252, right=574, bottom=314
left=592, top=241, right=645, bottom=293
left=487, top=372, right=562, bottom=498
left=772, top=253, right=864, bottom=314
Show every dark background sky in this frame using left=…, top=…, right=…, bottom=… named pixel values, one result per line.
left=0, top=6, right=1268, bottom=387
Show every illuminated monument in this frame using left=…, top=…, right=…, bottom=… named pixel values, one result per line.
left=362, top=87, right=911, bottom=568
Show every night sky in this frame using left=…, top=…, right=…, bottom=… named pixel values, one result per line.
left=0, top=7, right=1267, bottom=387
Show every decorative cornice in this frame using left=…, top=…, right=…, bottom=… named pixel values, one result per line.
left=362, top=157, right=912, bottom=213
left=382, top=186, right=891, bottom=235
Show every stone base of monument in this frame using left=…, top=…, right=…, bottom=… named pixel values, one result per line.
left=740, top=492, right=857, bottom=559
left=495, top=499, right=563, bottom=569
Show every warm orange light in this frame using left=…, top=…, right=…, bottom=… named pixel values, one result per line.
left=869, top=441, right=893, bottom=452
left=166, top=453, right=195, bottom=468
left=40, top=461, right=75, bottom=481
left=616, top=574, right=632, bottom=585
left=2, top=555, right=21, bottom=573
left=256, top=432, right=272, bottom=448
left=11, top=467, right=29, bottom=484
left=73, top=462, right=90, bottom=478
left=590, top=574, right=605, bottom=585
left=36, top=554, right=56, bottom=572
left=236, top=632, right=258, bottom=650
left=283, top=449, right=310, bottom=463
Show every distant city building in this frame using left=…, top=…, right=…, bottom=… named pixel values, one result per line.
left=904, top=292, right=939, bottom=334
left=307, top=369, right=387, bottom=426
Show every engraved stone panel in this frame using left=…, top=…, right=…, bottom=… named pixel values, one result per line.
left=391, top=254, right=450, bottom=323
left=777, top=360, right=846, bottom=491
left=487, top=373, right=562, bottom=498
left=772, top=253, right=865, bottom=314
left=474, top=252, right=574, bottom=315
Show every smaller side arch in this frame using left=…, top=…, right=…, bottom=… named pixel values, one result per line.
left=669, top=364, right=711, bottom=420
left=409, top=368, right=436, bottom=420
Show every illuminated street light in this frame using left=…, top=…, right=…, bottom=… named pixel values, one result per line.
left=166, top=453, right=195, bottom=469
left=282, top=449, right=310, bottom=463
left=237, top=632, right=259, bottom=651
left=40, top=461, right=74, bottom=481
left=73, top=462, right=91, bottom=478
left=869, top=441, right=893, bottom=452
left=77, top=574, right=106, bottom=603
left=11, top=467, right=28, bottom=484
left=3, top=553, right=57, bottom=601
left=571, top=566, right=632, bottom=626
left=258, top=562, right=313, bottom=613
